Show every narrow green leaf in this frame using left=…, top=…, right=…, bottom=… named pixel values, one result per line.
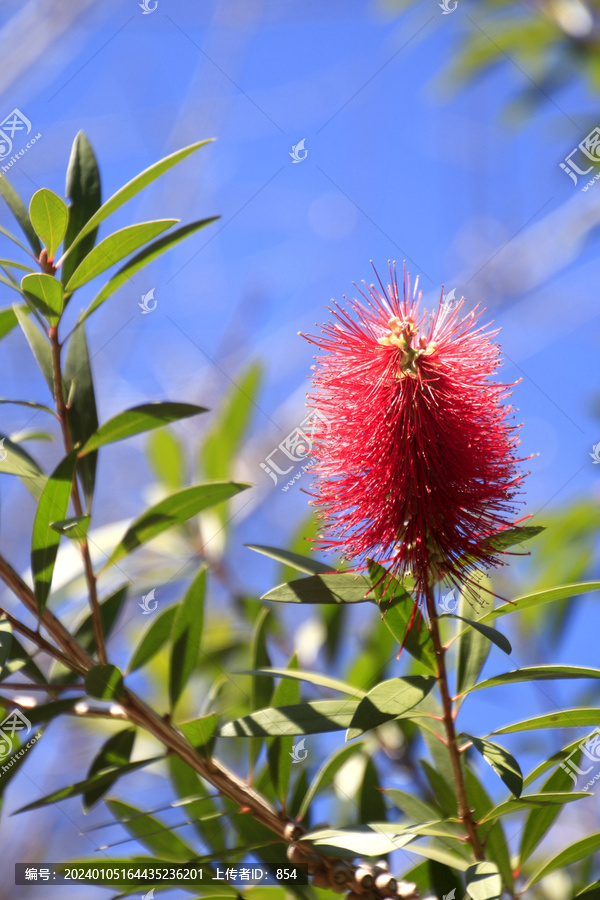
left=103, top=481, right=249, bottom=569
left=0, top=635, right=46, bottom=684
left=298, top=743, right=366, bottom=820
left=31, top=450, right=77, bottom=613
left=168, top=755, right=226, bottom=851
left=50, top=514, right=90, bottom=542
left=147, top=428, right=185, bottom=491
left=127, top=603, right=180, bottom=673
left=106, top=799, right=198, bottom=862
left=85, top=664, right=124, bottom=701
left=179, top=713, right=218, bottom=752
left=241, top=667, right=366, bottom=698
left=64, top=320, right=98, bottom=508
left=360, top=758, right=387, bottom=823
left=464, top=734, right=522, bottom=797
left=65, top=219, right=177, bottom=292
left=80, top=217, right=218, bottom=322
left=0, top=176, right=41, bottom=255
left=0, top=259, right=35, bottom=273
left=0, top=225, right=36, bottom=259
left=74, top=586, right=128, bottom=656
left=0, top=305, right=25, bottom=341
left=29, top=189, right=68, bottom=258
left=169, top=566, right=206, bottom=710
left=524, top=832, right=600, bottom=890
left=60, top=139, right=213, bottom=262
left=463, top=665, right=600, bottom=695
left=0, top=399, right=56, bottom=417
left=480, top=791, right=589, bottom=824
left=266, top=653, right=300, bottom=805
left=14, top=305, right=55, bottom=397
left=574, top=881, right=600, bottom=900
left=84, top=727, right=135, bottom=810
left=453, top=614, right=512, bottom=655
left=262, top=572, right=374, bottom=604
left=246, top=543, right=333, bottom=575
left=202, top=361, right=262, bottom=483
left=79, top=402, right=207, bottom=456
left=21, top=273, right=63, bottom=324
left=464, top=767, right=513, bottom=890
left=0, top=431, right=46, bottom=500
left=346, top=675, right=436, bottom=740
left=492, top=708, right=600, bottom=735
left=466, top=862, right=502, bottom=900
left=300, top=824, right=416, bottom=858
left=383, top=790, right=445, bottom=824
left=477, top=582, right=600, bottom=626
left=62, top=131, right=102, bottom=286
left=218, top=699, right=360, bottom=737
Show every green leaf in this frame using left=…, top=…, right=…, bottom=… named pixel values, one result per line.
left=103, top=481, right=249, bottom=569
left=360, top=758, right=387, bottom=823
left=262, top=572, right=374, bottom=604
left=65, top=219, right=177, bottom=292
left=218, top=699, right=360, bottom=737
left=266, top=653, right=300, bottom=804
left=384, top=789, right=447, bottom=825
left=50, top=514, right=90, bottom=542
left=0, top=431, right=46, bottom=500
left=454, top=614, right=511, bottom=655
left=79, top=402, right=207, bottom=456
left=368, top=560, right=436, bottom=674
left=466, top=862, right=502, bottom=900
left=127, top=603, right=180, bottom=673
left=0, top=176, right=41, bottom=255
left=106, top=799, right=198, bottom=862
left=454, top=573, right=497, bottom=696
left=29, top=189, right=68, bottom=259
left=85, top=663, right=124, bottom=701
left=147, top=428, right=185, bottom=491
left=0, top=635, right=46, bottom=684
left=170, top=566, right=206, bottom=710
left=21, top=274, right=63, bottom=324
left=0, top=398, right=56, bottom=417
left=0, top=225, right=36, bottom=259
left=523, top=832, right=600, bottom=890
left=520, top=744, right=585, bottom=864
left=74, top=585, right=128, bottom=656
left=0, top=305, right=25, bottom=341
left=31, top=450, right=77, bottom=613
left=14, top=305, right=55, bottom=398
left=84, top=727, right=135, bottom=810
left=246, top=543, right=333, bottom=576
left=60, top=139, right=212, bottom=262
left=298, top=742, right=366, bottom=820
left=492, top=708, right=600, bottom=735
left=464, top=734, right=522, bottom=797
left=464, top=767, right=513, bottom=890
left=300, top=824, right=417, bottom=858
left=168, top=755, right=226, bottom=852
left=480, top=525, right=545, bottom=553
left=62, top=131, right=102, bottom=287
left=0, top=259, right=35, bottom=273
left=242, top=667, right=366, bottom=698
left=480, top=791, right=590, bottom=825
left=64, top=320, right=98, bottom=508
left=179, top=713, right=218, bottom=752
left=463, top=665, right=600, bottom=695
left=477, top=582, right=600, bottom=626
left=574, top=881, right=600, bottom=900
left=15, top=758, right=158, bottom=814
left=79, top=217, right=218, bottom=322
left=202, top=361, right=262, bottom=482
left=346, top=675, right=436, bottom=740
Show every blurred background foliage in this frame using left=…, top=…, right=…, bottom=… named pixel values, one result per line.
left=0, top=0, right=598, bottom=898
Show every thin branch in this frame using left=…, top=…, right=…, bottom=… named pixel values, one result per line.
left=424, top=583, right=485, bottom=861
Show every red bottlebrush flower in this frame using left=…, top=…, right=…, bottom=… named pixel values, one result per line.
left=303, top=264, right=528, bottom=604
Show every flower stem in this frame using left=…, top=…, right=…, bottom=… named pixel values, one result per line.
left=49, top=327, right=106, bottom=665
left=424, top=583, right=484, bottom=860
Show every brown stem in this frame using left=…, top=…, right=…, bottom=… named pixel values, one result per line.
left=49, top=327, right=106, bottom=664
left=424, top=583, right=484, bottom=860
